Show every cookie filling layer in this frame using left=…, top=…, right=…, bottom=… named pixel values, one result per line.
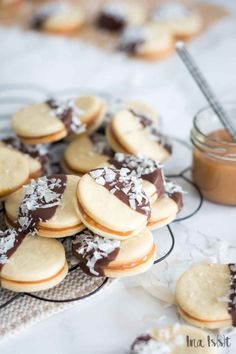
left=178, top=305, right=231, bottom=325
left=1, top=262, right=67, bottom=285
left=89, top=167, right=151, bottom=217
left=109, top=153, right=165, bottom=197
left=77, top=200, right=143, bottom=237
left=228, top=263, right=236, bottom=326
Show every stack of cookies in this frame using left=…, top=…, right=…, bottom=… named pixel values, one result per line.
left=0, top=93, right=184, bottom=293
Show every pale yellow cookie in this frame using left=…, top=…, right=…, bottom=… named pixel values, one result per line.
left=176, top=264, right=233, bottom=329
left=0, top=147, right=29, bottom=200
left=148, top=195, right=178, bottom=230
left=0, top=234, right=68, bottom=292
left=5, top=175, right=85, bottom=238
left=106, top=109, right=170, bottom=162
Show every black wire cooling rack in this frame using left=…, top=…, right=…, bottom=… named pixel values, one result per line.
left=0, top=83, right=203, bottom=311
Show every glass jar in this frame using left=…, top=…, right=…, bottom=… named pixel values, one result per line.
left=191, top=103, right=236, bottom=205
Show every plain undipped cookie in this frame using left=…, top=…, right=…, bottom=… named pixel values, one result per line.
left=176, top=263, right=235, bottom=329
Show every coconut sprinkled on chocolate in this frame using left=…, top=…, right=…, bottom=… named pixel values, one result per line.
left=97, top=2, right=127, bottom=31
left=90, top=133, right=114, bottom=157
left=228, top=263, right=236, bottom=326
left=119, top=26, right=146, bottom=53
left=89, top=167, right=151, bottom=217
left=73, top=229, right=120, bottom=276
left=164, top=180, right=185, bottom=196
left=32, top=2, right=67, bottom=29
left=129, top=109, right=172, bottom=152
left=46, top=98, right=85, bottom=135
left=0, top=229, right=18, bottom=265
left=152, top=2, right=192, bottom=22
left=18, top=175, right=66, bottom=234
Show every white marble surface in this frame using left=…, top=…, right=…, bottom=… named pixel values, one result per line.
left=0, top=1, right=236, bottom=353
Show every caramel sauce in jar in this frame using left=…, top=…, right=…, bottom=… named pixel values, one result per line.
left=191, top=105, right=236, bottom=205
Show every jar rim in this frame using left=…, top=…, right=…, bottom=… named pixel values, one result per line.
left=193, top=102, right=236, bottom=147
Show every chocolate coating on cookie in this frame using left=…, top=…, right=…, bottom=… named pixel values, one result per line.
left=89, top=167, right=151, bottom=217
left=97, top=4, right=126, bottom=31
left=165, top=180, right=184, bottom=212
left=0, top=229, right=25, bottom=270
left=72, top=229, right=120, bottom=276
left=46, top=98, right=85, bottom=135
left=228, top=263, right=236, bottom=326
left=119, top=27, right=146, bottom=54
left=129, top=109, right=172, bottom=153
left=18, top=175, right=67, bottom=234
left=109, top=153, right=165, bottom=197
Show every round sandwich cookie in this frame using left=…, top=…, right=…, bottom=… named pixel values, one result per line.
left=176, top=263, right=236, bottom=329
left=106, top=109, right=171, bottom=162
left=96, top=2, right=146, bottom=32
left=62, top=133, right=114, bottom=175
left=100, top=98, right=159, bottom=134
left=109, top=153, right=165, bottom=204
left=130, top=324, right=216, bottom=354
left=0, top=137, right=50, bottom=179
left=12, top=96, right=106, bottom=144
left=72, top=227, right=156, bottom=278
left=77, top=167, right=151, bottom=239
left=5, top=175, right=85, bottom=238
left=31, top=1, right=85, bottom=33
left=148, top=180, right=184, bottom=230
left=0, top=229, right=68, bottom=292
left=150, top=2, right=203, bottom=40
left=0, top=146, right=29, bottom=200
left=118, top=25, right=174, bottom=60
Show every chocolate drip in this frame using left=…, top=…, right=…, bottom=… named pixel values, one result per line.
left=3, top=137, right=50, bottom=175
left=228, top=263, right=236, bottom=326
left=46, top=99, right=85, bottom=135
left=129, top=109, right=172, bottom=153
left=18, top=175, right=67, bottom=234
left=131, top=334, right=152, bottom=352
left=109, top=154, right=165, bottom=197
left=0, top=229, right=25, bottom=271
left=0, top=175, right=67, bottom=270
left=72, top=230, right=120, bottom=277
left=90, top=133, right=114, bottom=157
left=97, top=12, right=126, bottom=31
left=169, top=192, right=183, bottom=212
left=90, top=168, right=151, bottom=217
left=31, top=13, right=49, bottom=29
left=46, top=99, right=74, bottom=134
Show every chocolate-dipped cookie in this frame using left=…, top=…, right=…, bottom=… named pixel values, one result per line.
left=96, top=2, right=146, bottom=32
left=106, top=109, right=171, bottom=162
left=151, top=2, right=203, bottom=40
left=148, top=180, right=184, bottom=230
left=32, top=1, right=85, bottom=33
left=1, top=137, right=50, bottom=178
left=176, top=263, right=236, bottom=329
left=0, top=146, right=29, bottom=200
left=5, top=175, right=85, bottom=238
left=72, top=227, right=156, bottom=277
left=0, top=229, right=68, bottom=292
left=62, top=133, right=113, bottom=175
left=109, top=153, right=165, bottom=204
left=130, top=324, right=216, bottom=354
left=77, top=167, right=151, bottom=239
left=11, top=96, right=106, bottom=145
left=119, top=24, right=174, bottom=60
